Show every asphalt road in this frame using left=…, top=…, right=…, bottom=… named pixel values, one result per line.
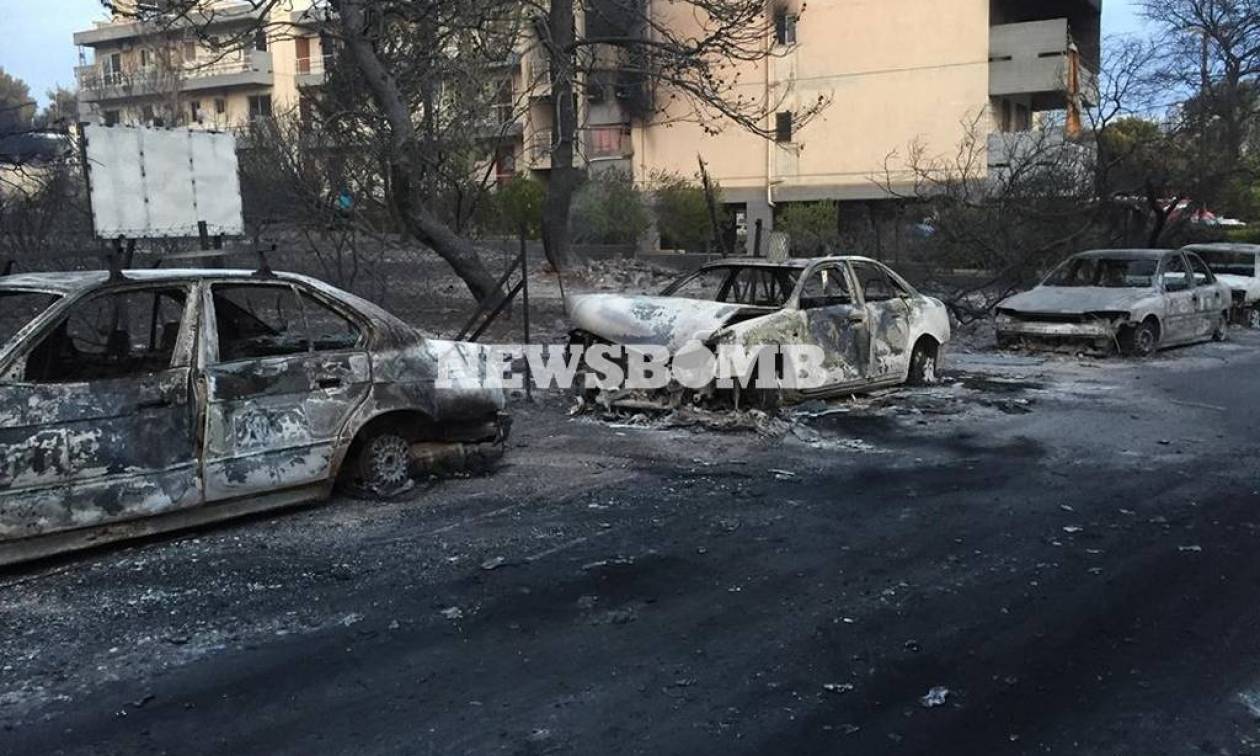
left=2, top=332, right=1259, bottom=755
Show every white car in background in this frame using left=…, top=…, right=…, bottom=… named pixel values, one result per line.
left=1181, top=243, right=1260, bottom=328
left=996, top=249, right=1231, bottom=356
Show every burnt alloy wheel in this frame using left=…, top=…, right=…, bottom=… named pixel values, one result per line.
left=354, top=431, right=414, bottom=499
left=907, top=340, right=938, bottom=385
left=1121, top=319, right=1159, bottom=357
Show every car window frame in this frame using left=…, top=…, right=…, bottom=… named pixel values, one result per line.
left=205, top=279, right=370, bottom=366
left=793, top=262, right=857, bottom=310
left=849, top=260, right=908, bottom=304
left=1159, top=253, right=1193, bottom=294
left=1184, top=252, right=1217, bottom=287
left=9, top=281, right=198, bottom=385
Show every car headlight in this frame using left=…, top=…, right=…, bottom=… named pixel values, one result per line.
left=1085, top=311, right=1130, bottom=322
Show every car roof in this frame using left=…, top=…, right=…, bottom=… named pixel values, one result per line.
left=1181, top=242, right=1260, bottom=254
left=1072, top=249, right=1171, bottom=261
left=0, top=268, right=323, bottom=295
left=700, top=255, right=883, bottom=270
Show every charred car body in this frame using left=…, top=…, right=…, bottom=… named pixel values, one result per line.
left=996, top=249, right=1231, bottom=356
left=1180, top=243, right=1260, bottom=328
left=568, top=256, right=951, bottom=407
left=0, top=269, right=506, bottom=566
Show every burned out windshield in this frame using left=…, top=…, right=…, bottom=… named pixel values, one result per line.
left=1044, top=257, right=1158, bottom=288
left=0, top=290, right=61, bottom=351
left=1194, top=250, right=1257, bottom=277
left=662, top=265, right=801, bottom=307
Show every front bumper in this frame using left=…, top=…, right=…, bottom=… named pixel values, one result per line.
left=996, top=319, right=1119, bottom=339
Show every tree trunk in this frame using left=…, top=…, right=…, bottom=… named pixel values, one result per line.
left=540, top=1, right=580, bottom=271
left=338, top=0, right=501, bottom=304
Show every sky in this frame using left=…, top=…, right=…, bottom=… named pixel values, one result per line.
left=0, top=0, right=1150, bottom=107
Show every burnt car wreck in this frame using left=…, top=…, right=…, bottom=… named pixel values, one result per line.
left=996, top=249, right=1232, bottom=356
left=0, top=269, right=507, bottom=566
left=567, top=256, right=952, bottom=411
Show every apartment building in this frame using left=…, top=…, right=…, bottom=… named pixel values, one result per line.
left=491, top=0, right=1101, bottom=252
left=71, top=0, right=1100, bottom=253
left=72, top=0, right=329, bottom=130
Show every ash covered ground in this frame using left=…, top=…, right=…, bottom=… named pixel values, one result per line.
left=3, top=258, right=1260, bottom=756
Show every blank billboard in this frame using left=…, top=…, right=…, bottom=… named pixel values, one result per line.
left=83, top=124, right=244, bottom=239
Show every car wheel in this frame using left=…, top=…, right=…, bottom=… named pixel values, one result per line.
left=1121, top=319, right=1159, bottom=357
left=907, top=339, right=939, bottom=385
left=1249, top=307, right=1260, bottom=330
left=353, top=431, right=414, bottom=499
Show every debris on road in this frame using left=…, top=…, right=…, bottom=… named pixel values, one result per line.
left=920, top=686, right=951, bottom=708
left=823, top=682, right=856, bottom=694
left=439, top=607, right=464, bottom=620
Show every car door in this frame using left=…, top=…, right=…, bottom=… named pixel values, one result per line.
left=200, top=280, right=372, bottom=501
left=1185, top=252, right=1227, bottom=336
left=1159, top=253, right=1199, bottom=344
left=793, top=262, right=869, bottom=390
left=0, top=284, right=201, bottom=542
left=849, top=261, right=914, bottom=380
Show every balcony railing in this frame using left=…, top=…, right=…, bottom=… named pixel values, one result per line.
left=295, top=56, right=332, bottom=86
left=77, top=51, right=273, bottom=101
left=526, top=130, right=553, bottom=169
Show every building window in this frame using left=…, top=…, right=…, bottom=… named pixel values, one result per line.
left=214, top=98, right=226, bottom=115
left=183, top=40, right=197, bottom=62
left=775, top=111, right=793, bottom=143
left=296, top=36, right=311, bottom=73
left=254, top=30, right=268, bottom=52
left=248, top=94, right=272, bottom=119
left=494, top=146, right=516, bottom=186
left=140, top=49, right=152, bottom=68
left=142, top=104, right=155, bottom=123
left=189, top=100, right=201, bottom=123
left=774, top=9, right=797, bottom=46
left=103, top=110, right=120, bottom=126
left=491, top=78, right=514, bottom=125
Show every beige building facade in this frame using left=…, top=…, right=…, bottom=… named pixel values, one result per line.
left=71, top=0, right=1100, bottom=253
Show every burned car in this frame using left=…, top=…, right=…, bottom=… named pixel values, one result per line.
left=0, top=269, right=506, bottom=566
left=1181, top=243, right=1260, bottom=328
left=568, top=256, right=951, bottom=406
left=995, top=249, right=1231, bottom=356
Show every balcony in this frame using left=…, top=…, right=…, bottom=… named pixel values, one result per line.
left=526, top=130, right=553, bottom=169
left=78, top=52, right=273, bottom=103
left=73, top=2, right=267, bottom=46
left=295, top=56, right=331, bottom=87
left=990, top=19, right=1097, bottom=109
left=987, top=130, right=1094, bottom=187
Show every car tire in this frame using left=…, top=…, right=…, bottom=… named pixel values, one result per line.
left=1121, top=318, right=1159, bottom=357
left=351, top=431, right=414, bottom=499
left=907, top=339, right=939, bottom=385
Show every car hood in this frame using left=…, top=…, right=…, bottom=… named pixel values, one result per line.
left=567, top=293, right=759, bottom=351
left=999, top=286, right=1157, bottom=314
left=1215, top=274, right=1260, bottom=299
